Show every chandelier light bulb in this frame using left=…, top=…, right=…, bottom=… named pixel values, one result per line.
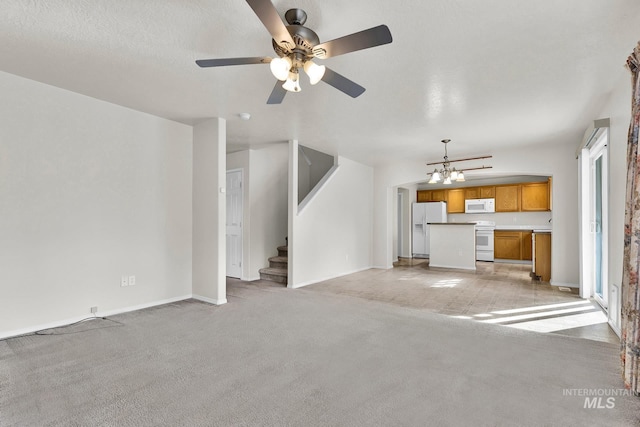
left=270, top=56, right=292, bottom=81
left=456, top=171, right=465, bottom=182
left=303, top=60, right=326, bottom=85
left=450, top=168, right=458, bottom=180
left=443, top=176, right=452, bottom=185
left=431, top=170, right=441, bottom=182
left=282, top=71, right=301, bottom=92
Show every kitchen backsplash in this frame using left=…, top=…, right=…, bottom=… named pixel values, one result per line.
left=448, top=211, right=552, bottom=226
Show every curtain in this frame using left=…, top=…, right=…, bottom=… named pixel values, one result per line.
left=622, top=41, right=640, bottom=394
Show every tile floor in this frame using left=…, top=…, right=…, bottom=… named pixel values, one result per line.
left=299, top=258, right=619, bottom=344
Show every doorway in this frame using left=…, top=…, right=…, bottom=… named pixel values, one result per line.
left=590, top=136, right=608, bottom=309
left=579, top=130, right=608, bottom=309
left=226, top=169, right=243, bottom=279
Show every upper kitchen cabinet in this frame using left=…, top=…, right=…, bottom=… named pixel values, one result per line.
left=431, top=190, right=446, bottom=202
left=446, top=189, right=465, bottom=213
left=521, top=180, right=551, bottom=211
left=464, top=187, right=480, bottom=200
left=495, top=185, right=521, bottom=212
left=417, top=190, right=446, bottom=202
left=464, top=186, right=495, bottom=200
left=417, top=190, right=430, bottom=202
left=479, top=186, right=495, bottom=198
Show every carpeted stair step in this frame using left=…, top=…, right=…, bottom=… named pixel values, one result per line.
left=277, top=245, right=288, bottom=257
left=259, top=267, right=287, bottom=285
left=268, top=256, right=288, bottom=269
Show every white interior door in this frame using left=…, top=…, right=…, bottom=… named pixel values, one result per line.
left=226, top=169, right=243, bottom=279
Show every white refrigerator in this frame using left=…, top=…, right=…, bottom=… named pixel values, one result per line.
left=412, top=202, right=447, bottom=258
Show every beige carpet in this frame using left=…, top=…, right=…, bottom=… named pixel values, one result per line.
left=1, top=280, right=638, bottom=426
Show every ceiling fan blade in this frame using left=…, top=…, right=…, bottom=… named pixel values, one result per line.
left=196, top=57, right=271, bottom=67
left=321, top=68, right=366, bottom=98
left=267, top=81, right=287, bottom=104
left=246, top=0, right=295, bottom=50
left=313, top=25, right=392, bottom=59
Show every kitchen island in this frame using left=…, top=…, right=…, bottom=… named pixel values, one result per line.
left=428, top=223, right=476, bottom=270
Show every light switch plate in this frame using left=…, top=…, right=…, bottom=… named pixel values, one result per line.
left=128, top=275, right=136, bottom=286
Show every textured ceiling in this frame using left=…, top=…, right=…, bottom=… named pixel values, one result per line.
left=2, top=0, right=639, bottom=166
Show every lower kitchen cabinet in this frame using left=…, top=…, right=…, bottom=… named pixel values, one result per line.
left=494, top=230, right=533, bottom=261
left=533, top=233, right=551, bottom=281
left=494, top=231, right=522, bottom=260
left=521, top=231, right=532, bottom=261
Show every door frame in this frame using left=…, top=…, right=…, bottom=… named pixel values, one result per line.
left=579, top=131, right=609, bottom=303
left=226, top=168, right=244, bottom=279
left=589, top=136, right=609, bottom=309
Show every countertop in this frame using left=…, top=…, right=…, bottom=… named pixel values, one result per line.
left=427, top=222, right=475, bottom=225
left=495, top=225, right=552, bottom=232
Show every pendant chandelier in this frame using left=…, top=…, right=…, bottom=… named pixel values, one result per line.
left=427, top=139, right=492, bottom=184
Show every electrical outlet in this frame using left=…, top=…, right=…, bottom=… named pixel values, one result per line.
left=90, top=306, right=98, bottom=314
left=128, top=275, right=136, bottom=286
left=121, top=276, right=128, bottom=287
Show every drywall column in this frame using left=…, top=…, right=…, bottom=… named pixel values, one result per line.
left=288, top=139, right=299, bottom=288
left=193, top=118, right=227, bottom=304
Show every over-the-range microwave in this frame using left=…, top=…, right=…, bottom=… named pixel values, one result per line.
left=465, top=198, right=495, bottom=213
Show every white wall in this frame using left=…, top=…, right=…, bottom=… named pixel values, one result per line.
left=374, top=140, right=579, bottom=286
left=289, top=146, right=373, bottom=288
left=192, top=118, right=226, bottom=305
left=0, top=71, right=193, bottom=337
left=594, top=69, right=633, bottom=331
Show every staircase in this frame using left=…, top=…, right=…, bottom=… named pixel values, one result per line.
left=259, top=245, right=288, bottom=285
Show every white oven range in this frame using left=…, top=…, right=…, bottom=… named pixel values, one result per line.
left=468, top=220, right=496, bottom=261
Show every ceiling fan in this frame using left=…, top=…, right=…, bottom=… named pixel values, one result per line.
left=196, top=0, right=393, bottom=104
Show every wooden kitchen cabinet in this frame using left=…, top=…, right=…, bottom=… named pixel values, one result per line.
left=494, top=231, right=522, bottom=260
left=495, top=185, right=521, bottom=212
left=446, top=189, right=465, bottom=213
left=521, top=182, right=550, bottom=211
left=521, top=231, right=532, bottom=261
left=495, top=230, right=532, bottom=261
left=417, top=190, right=430, bottom=202
left=417, top=189, right=447, bottom=202
left=464, top=187, right=480, bottom=199
left=479, top=186, right=495, bottom=198
left=534, top=233, right=551, bottom=281
left=464, top=186, right=494, bottom=200
left=431, top=190, right=446, bottom=201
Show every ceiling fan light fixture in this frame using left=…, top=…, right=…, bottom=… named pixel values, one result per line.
left=270, top=56, right=292, bottom=81
left=303, top=60, right=326, bottom=85
left=282, top=71, right=301, bottom=92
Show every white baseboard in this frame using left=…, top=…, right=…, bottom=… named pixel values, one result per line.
left=0, top=294, right=192, bottom=341
left=288, top=266, right=372, bottom=289
left=192, top=294, right=228, bottom=305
